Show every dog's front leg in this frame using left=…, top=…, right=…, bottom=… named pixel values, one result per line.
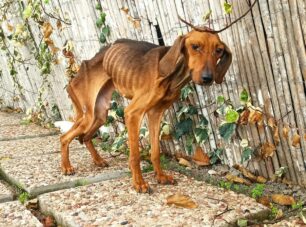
left=147, top=106, right=175, bottom=184
left=125, top=103, right=150, bottom=193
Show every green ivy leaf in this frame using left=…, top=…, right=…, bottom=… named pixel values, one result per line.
left=96, top=18, right=104, bottom=28
left=99, top=32, right=106, bottom=43
left=187, top=105, right=198, bottom=115
left=225, top=109, right=239, bottom=123
left=106, top=115, right=114, bottom=124
left=208, top=148, right=224, bottom=164
left=199, top=115, right=209, bottom=127
left=219, top=123, right=236, bottom=140
left=44, top=0, right=50, bottom=4
left=23, top=4, right=33, bottom=19
left=173, top=118, right=193, bottom=139
left=176, top=106, right=189, bottom=120
left=240, top=88, right=249, bottom=104
left=223, top=2, right=232, bottom=14
left=217, top=95, right=225, bottom=105
left=100, top=12, right=106, bottom=24
left=180, top=84, right=194, bottom=100
left=95, top=3, right=102, bottom=11
left=186, top=135, right=194, bottom=155
left=195, top=128, right=209, bottom=144
left=115, top=106, right=124, bottom=118
left=102, top=25, right=110, bottom=36
left=241, top=147, right=253, bottom=163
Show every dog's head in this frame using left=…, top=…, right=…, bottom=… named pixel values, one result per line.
left=159, top=30, right=232, bottom=86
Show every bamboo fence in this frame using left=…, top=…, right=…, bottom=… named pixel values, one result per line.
left=0, top=0, right=305, bottom=185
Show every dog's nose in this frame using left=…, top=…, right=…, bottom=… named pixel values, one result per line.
left=202, top=73, right=213, bottom=84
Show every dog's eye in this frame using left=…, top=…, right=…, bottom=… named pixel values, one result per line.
left=191, top=44, right=201, bottom=51
left=216, top=48, right=224, bottom=55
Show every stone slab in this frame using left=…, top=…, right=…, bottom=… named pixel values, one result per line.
left=0, top=181, right=13, bottom=203
left=38, top=172, right=270, bottom=227
left=0, top=135, right=82, bottom=159
left=0, top=112, right=22, bottom=126
left=0, top=201, right=42, bottom=227
left=0, top=148, right=130, bottom=196
left=268, top=216, right=305, bottom=226
left=0, top=124, right=59, bottom=141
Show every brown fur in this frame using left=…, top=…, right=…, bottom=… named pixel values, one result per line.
left=60, top=31, right=232, bottom=193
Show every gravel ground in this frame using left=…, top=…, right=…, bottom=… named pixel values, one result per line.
left=38, top=171, right=269, bottom=227
left=0, top=149, right=130, bottom=196
left=0, top=201, right=42, bottom=227
left=0, top=180, right=13, bottom=202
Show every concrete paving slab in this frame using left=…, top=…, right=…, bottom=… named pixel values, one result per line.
left=0, top=135, right=82, bottom=159
left=0, top=181, right=13, bottom=203
left=38, top=172, right=270, bottom=227
left=0, top=149, right=130, bottom=197
left=268, top=216, right=305, bottom=226
left=0, top=112, right=22, bottom=126
left=0, top=201, right=42, bottom=227
left=0, top=124, right=59, bottom=141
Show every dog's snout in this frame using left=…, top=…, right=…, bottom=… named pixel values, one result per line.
left=201, top=73, right=213, bottom=84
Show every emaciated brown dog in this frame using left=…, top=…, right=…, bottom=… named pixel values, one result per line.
left=60, top=17, right=236, bottom=193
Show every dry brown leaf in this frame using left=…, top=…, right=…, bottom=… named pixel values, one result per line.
left=282, top=125, right=289, bottom=139
left=225, top=173, right=251, bottom=186
left=120, top=7, right=129, bottom=14
left=248, top=109, right=263, bottom=124
left=260, top=142, right=276, bottom=159
left=233, top=164, right=257, bottom=182
left=174, top=152, right=192, bottom=161
left=258, top=196, right=271, bottom=207
left=238, top=109, right=250, bottom=125
left=178, top=158, right=192, bottom=168
left=256, top=176, right=267, bottom=183
left=192, top=147, right=210, bottom=166
left=42, top=21, right=53, bottom=39
left=271, top=194, right=295, bottom=206
left=268, top=117, right=277, bottom=128
left=166, top=193, right=198, bottom=209
left=6, top=22, right=14, bottom=32
left=273, top=127, right=280, bottom=145
left=292, top=133, right=301, bottom=147
left=56, top=20, right=62, bottom=30
left=304, top=134, right=306, bottom=141
left=161, top=134, right=172, bottom=140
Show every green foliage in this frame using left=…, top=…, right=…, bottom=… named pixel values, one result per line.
left=194, top=127, right=208, bottom=144
left=180, top=84, right=194, bottom=100
left=241, top=147, right=253, bottom=163
left=292, top=201, right=303, bottom=210
left=217, top=95, right=225, bottom=105
left=208, top=148, right=224, bottom=164
left=223, top=2, right=232, bottom=14
left=225, top=108, right=239, bottom=123
left=237, top=219, right=248, bottom=227
left=250, top=184, right=265, bottom=199
left=240, top=88, right=249, bottom=104
left=95, top=5, right=110, bottom=43
left=219, top=122, right=236, bottom=141
left=75, top=179, right=89, bottom=187
left=219, top=180, right=232, bottom=190
left=270, top=204, right=280, bottom=219
left=18, top=192, right=30, bottom=204
left=173, top=118, right=193, bottom=139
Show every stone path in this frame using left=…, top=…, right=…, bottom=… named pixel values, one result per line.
left=0, top=111, right=301, bottom=226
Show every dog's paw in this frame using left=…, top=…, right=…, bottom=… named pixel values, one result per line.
left=93, top=158, right=109, bottom=168
left=156, top=174, right=176, bottom=185
left=133, top=181, right=152, bottom=194
left=61, top=165, right=75, bottom=175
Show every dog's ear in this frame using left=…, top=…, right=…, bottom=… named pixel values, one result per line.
left=159, top=36, right=186, bottom=77
left=215, top=43, right=232, bottom=84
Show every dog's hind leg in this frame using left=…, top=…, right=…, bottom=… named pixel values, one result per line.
left=83, top=79, right=115, bottom=166
left=60, top=113, right=93, bottom=175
